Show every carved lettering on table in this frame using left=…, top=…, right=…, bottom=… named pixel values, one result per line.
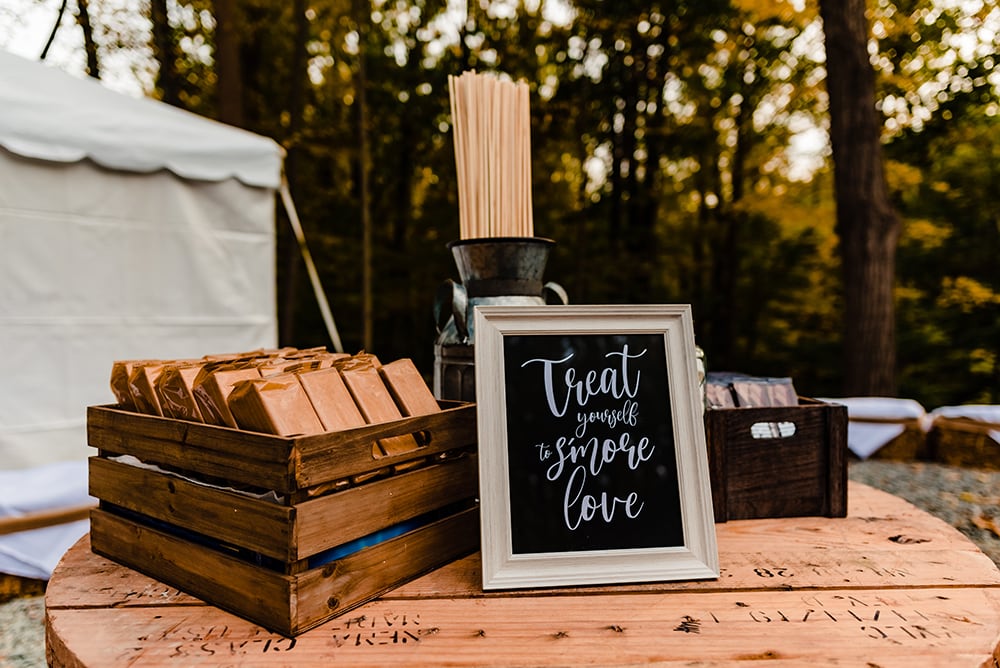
left=155, top=624, right=233, bottom=643
left=329, top=613, right=423, bottom=648
left=733, top=594, right=964, bottom=643
left=109, top=590, right=974, bottom=662
left=125, top=621, right=296, bottom=660
left=742, top=562, right=914, bottom=581
left=653, top=593, right=971, bottom=647
left=161, top=636, right=298, bottom=659
left=120, top=614, right=428, bottom=659
left=118, top=583, right=185, bottom=603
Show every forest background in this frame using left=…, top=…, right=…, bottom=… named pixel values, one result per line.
left=2, top=0, right=997, bottom=410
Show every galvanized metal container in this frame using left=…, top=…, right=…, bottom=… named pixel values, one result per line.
left=433, top=237, right=567, bottom=402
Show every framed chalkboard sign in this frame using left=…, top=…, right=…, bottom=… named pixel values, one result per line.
left=474, top=304, right=718, bottom=590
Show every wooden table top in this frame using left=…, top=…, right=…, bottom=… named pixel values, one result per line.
left=46, top=482, right=1000, bottom=667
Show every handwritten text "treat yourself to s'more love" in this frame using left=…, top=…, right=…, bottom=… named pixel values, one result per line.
left=521, top=344, right=654, bottom=532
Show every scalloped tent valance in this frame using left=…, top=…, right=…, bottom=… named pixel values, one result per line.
left=0, top=50, right=283, bottom=188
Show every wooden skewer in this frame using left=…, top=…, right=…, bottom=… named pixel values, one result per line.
left=449, top=71, right=534, bottom=240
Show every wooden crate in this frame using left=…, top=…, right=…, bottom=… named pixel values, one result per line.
left=704, top=398, right=848, bottom=522
left=857, top=417, right=930, bottom=460
left=929, top=416, right=1000, bottom=470
left=0, top=573, right=45, bottom=603
left=87, top=401, right=479, bottom=636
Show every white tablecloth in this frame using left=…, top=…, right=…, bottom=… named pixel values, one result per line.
left=820, top=397, right=928, bottom=460
left=0, top=460, right=91, bottom=579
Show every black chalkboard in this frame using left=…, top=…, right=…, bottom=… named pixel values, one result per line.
left=502, top=333, right=684, bottom=555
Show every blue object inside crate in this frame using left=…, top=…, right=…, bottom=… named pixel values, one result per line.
left=307, top=501, right=473, bottom=568
left=105, top=500, right=472, bottom=571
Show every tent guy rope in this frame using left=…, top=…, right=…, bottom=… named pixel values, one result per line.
left=278, top=173, right=344, bottom=354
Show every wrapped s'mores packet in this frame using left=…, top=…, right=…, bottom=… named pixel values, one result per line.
left=227, top=373, right=324, bottom=436
left=155, top=361, right=206, bottom=422
left=296, top=366, right=367, bottom=432
left=128, top=361, right=170, bottom=416
left=340, top=362, right=419, bottom=457
left=111, top=360, right=157, bottom=411
left=379, top=358, right=441, bottom=417
left=192, top=361, right=262, bottom=428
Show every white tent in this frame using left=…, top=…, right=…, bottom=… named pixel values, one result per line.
left=0, top=50, right=284, bottom=577
left=0, top=50, right=284, bottom=468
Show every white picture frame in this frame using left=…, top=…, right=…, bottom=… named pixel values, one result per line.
left=474, top=304, right=718, bottom=590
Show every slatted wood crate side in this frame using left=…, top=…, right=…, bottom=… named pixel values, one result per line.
left=89, top=456, right=296, bottom=561
left=89, top=505, right=481, bottom=637
left=724, top=403, right=835, bottom=519
left=90, top=509, right=297, bottom=633
left=293, top=508, right=480, bottom=634
left=295, top=454, right=478, bottom=558
left=293, top=402, right=478, bottom=487
left=705, top=400, right=848, bottom=522
left=705, top=411, right=729, bottom=524
left=822, top=400, right=849, bottom=518
left=86, top=399, right=481, bottom=635
left=88, top=405, right=297, bottom=492
left=90, top=452, right=479, bottom=563
left=89, top=402, right=477, bottom=494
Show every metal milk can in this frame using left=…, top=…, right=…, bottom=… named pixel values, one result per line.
left=433, top=237, right=567, bottom=402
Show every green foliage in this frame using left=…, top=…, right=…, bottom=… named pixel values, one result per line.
left=891, top=108, right=1000, bottom=405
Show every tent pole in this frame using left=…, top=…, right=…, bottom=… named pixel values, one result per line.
left=0, top=502, right=96, bottom=536
left=278, top=173, right=345, bottom=353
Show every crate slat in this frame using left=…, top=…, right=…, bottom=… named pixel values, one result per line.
left=89, top=505, right=480, bottom=636
left=294, top=507, right=479, bottom=634
left=295, top=454, right=478, bottom=559
left=90, top=508, right=296, bottom=633
left=88, top=405, right=296, bottom=492
left=293, top=402, right=478, bottom=487
left=88, top=401, right=478, bottom=494
left=89, top=456, right=295, bottom=561
left=90, top=453, right=479, bottom=563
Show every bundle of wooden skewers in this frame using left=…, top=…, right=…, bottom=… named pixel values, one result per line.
left=448, top=70, right=534, bottom=240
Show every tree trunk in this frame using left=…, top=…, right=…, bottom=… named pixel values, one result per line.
left=393, top=102, right=413, bottom=250
left=77, top=0, right=100, bottom=79
left=149, top=0, right=179, bottom=103
left=819, top=0, right=900, bottom=396
left=213, top=0, right=245, bottom=126
left=275, top=0, right=309, bottom=346
left=714, top=79, right=749, bottom=367
left=355, top=0, right=373, bottom=351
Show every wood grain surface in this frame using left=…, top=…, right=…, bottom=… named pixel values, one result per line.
left=46, top=483, right=1000, bottom=667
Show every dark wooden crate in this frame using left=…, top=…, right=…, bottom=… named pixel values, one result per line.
left=87, top=401, right=479, bottom=636
left=705, top=398, right=848, bottom=522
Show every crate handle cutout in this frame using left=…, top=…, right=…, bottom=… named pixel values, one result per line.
left=750, top=421, right=797, bottom=439
left=369, top=429, right=435, bottom=460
